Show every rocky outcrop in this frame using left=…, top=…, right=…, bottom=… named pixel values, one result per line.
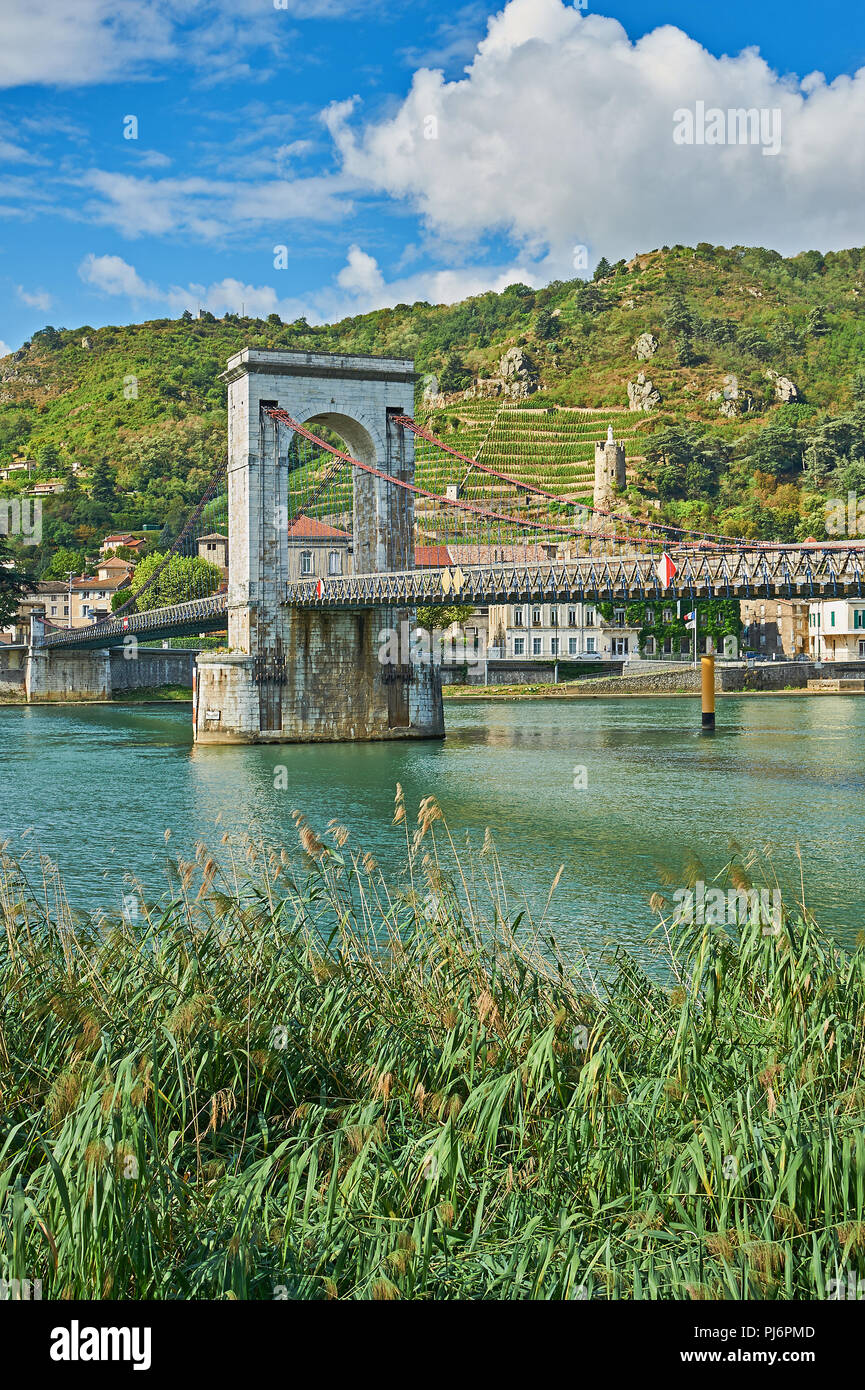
left=766, top=369, right=799, bottom=403
left=426, top=346, right=539, bottom=407
left=627, top=371, right=661, bottom=411
left=633, top=331, right=658, bottom=360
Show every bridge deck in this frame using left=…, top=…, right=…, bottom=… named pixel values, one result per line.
left=38, top=548, right=865, bottom=649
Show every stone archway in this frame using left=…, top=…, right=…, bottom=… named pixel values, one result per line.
left=194, top=348, right=442, bottom=744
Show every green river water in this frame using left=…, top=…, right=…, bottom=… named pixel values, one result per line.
left=1, top=693, right=863, bottom=957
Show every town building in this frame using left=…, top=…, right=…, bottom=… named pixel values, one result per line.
left=197, top=532, right=229, bottom=577
left=488, top=600, right=641, bottom=659
left=100, top=532, right=146, bottom=557
left=807, top=599, right=865, bottom=661
left=286, top=516, right=352, bottom=581
left=740, top=599, right=809, bottom=658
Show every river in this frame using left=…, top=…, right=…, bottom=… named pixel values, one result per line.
left=1, top=694, right=863, bottom=957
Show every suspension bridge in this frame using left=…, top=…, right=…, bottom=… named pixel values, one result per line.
left=29, top=348, right=865, bottom=738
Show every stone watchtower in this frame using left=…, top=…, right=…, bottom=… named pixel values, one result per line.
left=593, top=425, right=626, bottom=510
left=194, top=348, right=444, bottom=744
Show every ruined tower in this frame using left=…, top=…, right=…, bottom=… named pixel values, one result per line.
left=593, top=425, right=626, bottom=510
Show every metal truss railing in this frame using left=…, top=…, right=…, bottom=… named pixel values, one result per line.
left=40, top=594, right=228, bottom=650
left=285, top=547, right=865, bottom=609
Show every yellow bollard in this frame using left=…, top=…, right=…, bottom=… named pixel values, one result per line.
left=701, top=654, right=715, bottom=730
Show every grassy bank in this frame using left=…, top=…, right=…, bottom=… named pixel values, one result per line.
left=443, top=680, right=850, bottom=701
left=1, top=801, right=863, bottom=1300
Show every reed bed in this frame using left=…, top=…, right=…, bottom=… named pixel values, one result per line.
left=1, top=797, right=864, bottom=1301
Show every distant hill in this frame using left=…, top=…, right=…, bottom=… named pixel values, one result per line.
left=3, top=241, right=865, bottom=570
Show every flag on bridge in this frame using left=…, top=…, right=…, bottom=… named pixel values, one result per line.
left=656, top=553, right=677, bottom=588
left=315, top=579, right=324, bottom=598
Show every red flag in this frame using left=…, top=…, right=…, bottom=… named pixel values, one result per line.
left=656, top=552, right=677, bottom=588
left=315, top=578, right=324, bottom=598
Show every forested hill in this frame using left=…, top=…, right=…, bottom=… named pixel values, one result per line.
left=3, top=240, right=865, bottom=574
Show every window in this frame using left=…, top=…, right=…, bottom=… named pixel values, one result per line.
left=513, top=606, right=524, bottom=626
left=550, top=607, right=558, bottom=626
left=568, top=637, right=578, bottom=655
left=614, top=607, right=625, bottom=626
left=50, top=606, right=57, bottom=616
left=513, top=637, right=525, bottom=656
left=551, top=637, right=559, bottom=656
left=586, top=637, right=596, bottom=653
left=830, top=611, right=836, bottom=627
left=646, top=608, right=654, bottom=624
left=585, top=608, right=595, bottom=626
left=663, top=608, right=672, bottom=623
left=860, top=639, right=865, bottom=658
left=328, top=550, right=342, bottom=575
left=568, top=607, right=577, bottom=627
left=300, top=551, right=313, bottom=576
left=645, top=636, right=655, bottom=654
left=532, top=637, right=542, bottom=655
left=532, top=607, right=542, bottom=627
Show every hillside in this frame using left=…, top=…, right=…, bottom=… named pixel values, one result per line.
left=3, top=240, right=865, bottom=573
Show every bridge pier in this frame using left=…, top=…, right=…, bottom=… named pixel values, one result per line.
left=194, top=348, right=443, bottom=745
left=195, top=610, right=442, bottom=743
left=26, top=645, right=111, bottom=702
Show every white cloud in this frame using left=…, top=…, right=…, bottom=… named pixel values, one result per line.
left=0, top=0, right=375, bottom=88
left=324, top=0, right=865, bottom=269
left=74, top=245, right=541, bottom=326
left=78, top=169, right=351, bottom=240
left=0, top=340, right=13, bottom=357
left=0, top=1, right=176, bottom=87
left=78, top=253, right=159, bottom=298
left=336, top=244, right=385, bottom=295
left=16, top=285, right=52, bottom=310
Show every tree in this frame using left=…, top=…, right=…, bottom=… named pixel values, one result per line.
left=438, top=354, right=473, bottom=395
left=593, top=257, right=612, bottom=281
left=644, top=425, right=727, bottom=501
left=37, top=442, right=59, bottom=471
left=416, top=603, right=476, bottom=632
left=573, top=282, right=608, bottom=315
left=118, top=551, right=223, bottom=612
left=89, top=457, right=118, bottom=506
left=43, top=546, right=86, bottom=580
left=534, top=308, right=560, bottom=340
left=0, top=535, right=30, bottom=627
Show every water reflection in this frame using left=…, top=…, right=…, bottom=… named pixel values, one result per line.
left=1, top=694, right=863, bottom=956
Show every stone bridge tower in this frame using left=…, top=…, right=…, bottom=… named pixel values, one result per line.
left=194, top=348, right=444, bottom=743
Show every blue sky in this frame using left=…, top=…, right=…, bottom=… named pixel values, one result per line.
left=2, top=0, right=865, bottom=354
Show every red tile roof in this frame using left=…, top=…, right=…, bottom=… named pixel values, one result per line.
left=414, top=545, right=453, bottom=567
left=287, top=516, right=350, bottom=540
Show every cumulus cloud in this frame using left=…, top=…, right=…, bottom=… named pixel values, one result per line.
left=336, top=244, right=385, bottom=295
left=79, top=253, right=158, bottom=299
left=74, top=246, right=537, bottom=325
left=16, top=285, right=52, bottom=310
left=324, top=0, right=865, bottom=270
